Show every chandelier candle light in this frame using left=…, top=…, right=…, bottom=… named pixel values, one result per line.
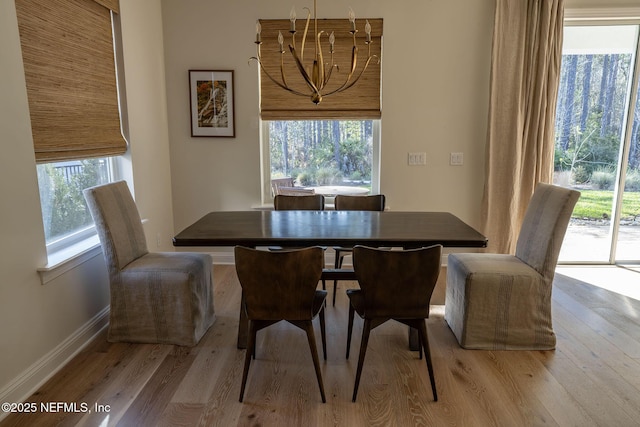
left=251, top=0, right=379, bottom=104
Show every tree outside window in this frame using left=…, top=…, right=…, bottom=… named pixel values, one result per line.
left=269, top=120, right=374, bottom=188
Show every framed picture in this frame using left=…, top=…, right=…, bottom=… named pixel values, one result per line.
left=189, top=70, right=235, bottom=137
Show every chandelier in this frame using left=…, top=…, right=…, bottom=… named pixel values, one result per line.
left=251, top=0, right=379, bottom=104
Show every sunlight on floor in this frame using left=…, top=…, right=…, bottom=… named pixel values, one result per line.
left=556, top=265, right=640, bottom=301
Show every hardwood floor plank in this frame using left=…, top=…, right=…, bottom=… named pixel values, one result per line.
left=534, top=351, right=638, bottom=427
left=431, top=316, right=526, bottom=426
left=496, top=350, right=594, bottom=426
left=74, top=342, right=173, bottom=427
left=555, top=273, right=640, bottom=336
left=116, top=347, right=196, bottom=427
left=194, top=345, right=245, bottom=427
left=171, top=315, right=239, bottom=404
left=157, top=403, right=204, bottom=427
left=551, top=308, right=640, bottom=423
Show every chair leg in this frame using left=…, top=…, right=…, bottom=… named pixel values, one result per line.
left=417, top=320, right=437, bottom=402
left=319, top=306, right=327, bottom=360
left=346, top=302, right=355, bottom=359
left=302, top=321, right=327, bottom=403
left=239, top=321, right=257, bottom=402
left=352, top=318, right=372, bottom=402
left=332, top=251, right=343, bottom=306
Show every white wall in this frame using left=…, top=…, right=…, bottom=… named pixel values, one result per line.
left=0, top=0, right=174, bottom=407
left=162, top=0, right=494, bottom=233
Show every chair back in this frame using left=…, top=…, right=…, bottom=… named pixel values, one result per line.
left=352, top=245, right=442, bottom=319
left=271, top=177, right=295, bottom=196
left=274, top=194, right=325, bottom=210
left=334, top=194, right=385, bottom=211
left=84, top=181, right=148, bottom=272
left=515, top=183, right=580, bottom=282
left=234, top=246, right=324, bottom=321
left=277, top=187, right=316, bottom=196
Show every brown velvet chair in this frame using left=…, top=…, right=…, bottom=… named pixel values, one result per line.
left=234, top=246, right=328, bottom=403
left=346, top=244, right=442, bottom=402
left=331, top=194, right=386, bottom=306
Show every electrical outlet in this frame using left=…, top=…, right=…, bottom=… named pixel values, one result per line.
left=450, top=152, right=464, bottom=166
left=408, top=152, right=427, bottom=166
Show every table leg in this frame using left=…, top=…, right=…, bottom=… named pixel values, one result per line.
left=401, top=246, right=421, bottom=351
left=408, top=326, right=419, bottom=351
left=237, top=292, right=248, bottom=349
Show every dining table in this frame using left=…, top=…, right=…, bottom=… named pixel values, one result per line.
left=310, top=185, right=370, bottom=197
left=173, top=210, right=487, bottom=349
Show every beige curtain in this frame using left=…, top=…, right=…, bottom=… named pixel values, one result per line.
left=481, top=0, right=564, bottom=254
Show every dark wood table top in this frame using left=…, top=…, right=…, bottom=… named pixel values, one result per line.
left=173, top=210, right=487, bottom=248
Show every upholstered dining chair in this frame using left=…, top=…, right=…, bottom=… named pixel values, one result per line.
left=84, top=181, right=215, bottom=347
left=234, top=246, right=328, bottom=403
left=445, top=183, right=580, bottom=350
left=346, top=244, right=442, bottom=402
left=331, top=194, right=386, bottom=306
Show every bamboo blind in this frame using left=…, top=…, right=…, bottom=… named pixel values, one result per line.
left=257, top=18, right=382, bottom=120
left=15, top=0, right=126, bottom=163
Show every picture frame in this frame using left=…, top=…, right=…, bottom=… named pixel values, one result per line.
left=189, top=70, right=235, bottom=137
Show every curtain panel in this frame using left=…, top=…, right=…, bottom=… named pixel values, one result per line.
left=481, top=0, right=564, bottom=254
left=257, top=18, right=382, bottom=120
left=15, top=0, right=127, bottom=163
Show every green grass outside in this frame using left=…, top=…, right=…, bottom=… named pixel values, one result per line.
left=573, top=190, right=640, bottom=220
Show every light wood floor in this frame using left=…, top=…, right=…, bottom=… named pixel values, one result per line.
left=2, top=265, right=640, bottom=427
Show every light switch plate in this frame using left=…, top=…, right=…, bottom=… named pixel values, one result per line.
left=408, top=152, right=427, bottom=166
left=450, top=152, right=464, bottom=166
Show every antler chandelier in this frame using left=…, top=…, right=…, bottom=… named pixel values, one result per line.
left=251, top=0, right=379, bottom=104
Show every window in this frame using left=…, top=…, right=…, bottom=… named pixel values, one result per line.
left=37, top=158, right=114, bottom=252
left=263, top=119, right=380, bottom=201
left=15, top=0, right=128, bottom=264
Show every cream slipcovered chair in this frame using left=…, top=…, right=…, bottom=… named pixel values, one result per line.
left=445, top=183, right=580, bottom=350
left=84, top=181, right=215, bottom=346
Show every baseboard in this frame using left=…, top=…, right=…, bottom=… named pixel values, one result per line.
left=0, top=307, right=109, bottom=422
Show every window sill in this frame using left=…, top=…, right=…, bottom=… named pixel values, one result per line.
left=37, top=235, right=102, bottom=285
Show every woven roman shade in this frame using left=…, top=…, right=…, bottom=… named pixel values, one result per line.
left=258, top=18, right=382, bottom=120
left=15, top=0, right=127, bottom=163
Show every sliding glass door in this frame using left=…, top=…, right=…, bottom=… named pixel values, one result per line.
left=554, top=24, right=640, bottom=263
left=616, top=87, right=640, bottom=262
